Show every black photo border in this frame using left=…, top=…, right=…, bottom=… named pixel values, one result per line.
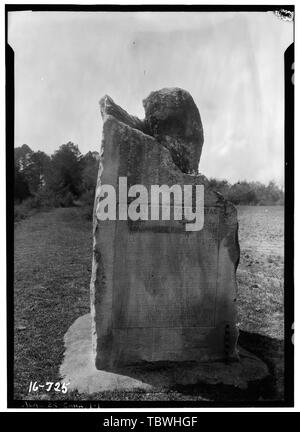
left=5, top=3, right=295, bottom=409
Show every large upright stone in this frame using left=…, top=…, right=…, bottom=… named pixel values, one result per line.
left=91, top=89, right=240, bottom=372
left=143, top=88, right=204, bottom=173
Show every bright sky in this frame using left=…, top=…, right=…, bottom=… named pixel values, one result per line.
left=8, top=11, right=293, bottom=184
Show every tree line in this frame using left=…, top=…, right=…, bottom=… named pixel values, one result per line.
left=15, top=142, right=99, bottom=206
left=14, top=142, right=284, bottom=215
left=206, top=178, right=284, bottom=206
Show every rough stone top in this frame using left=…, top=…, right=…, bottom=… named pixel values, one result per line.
left=99, top=88, right=204, bottom=173
left=100, top=95, right=147, bottom=134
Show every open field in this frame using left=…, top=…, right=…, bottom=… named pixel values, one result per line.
left=13, top=206, right=284, bottom=402
left=237, top=206, right=284, bottom=339
left=236, top=206, right=285, bottom=401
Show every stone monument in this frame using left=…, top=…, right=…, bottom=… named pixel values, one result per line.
left=60, top=88, right=269, bottom=394
left=92, top=88, right=240, bottom=369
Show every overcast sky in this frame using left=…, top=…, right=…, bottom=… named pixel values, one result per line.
left=8, top=11, right=293, bottom=184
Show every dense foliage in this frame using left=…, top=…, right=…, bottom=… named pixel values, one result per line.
left=206, top=178, right=284, bottom=206
left=14, top=143, right=284, bottom=221
left=14, top=143, right=99, bottom=220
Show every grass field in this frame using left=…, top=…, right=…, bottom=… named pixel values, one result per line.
left=237, top=206, right=284, bottom=339
left=13, top=205, right=285, bottom=402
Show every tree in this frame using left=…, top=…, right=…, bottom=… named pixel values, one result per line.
left=22, top=151, right=52, bottom=194
left=14, top=165, right=31, bottom=202
left=80, top=151, right=99, bottom=192
left=14, top=144, right=33, bottom=171
left=265, top=181, right=283, bottom=205
left=50, top=142, right=82, bottom=203
left=207, top=178, right=230, bottom=198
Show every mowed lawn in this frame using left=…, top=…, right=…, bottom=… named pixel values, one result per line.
left=14, top=208, right=92, bottom=399
left=13, top=206, right=285, bottom=401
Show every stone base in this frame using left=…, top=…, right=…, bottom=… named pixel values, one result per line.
left=60, top=314, right=270, bottom=395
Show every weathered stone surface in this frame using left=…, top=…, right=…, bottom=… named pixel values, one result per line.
left=100, top=95, right=149, bottom=135
left=91, top=89, right=240, bottom=372
left=100, top=88, right=204, bottom=174
left=143, top=87, right=204, bottom=173
left=60, top=314, right=270, bottom=394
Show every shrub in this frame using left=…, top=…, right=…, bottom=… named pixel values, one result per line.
left=14, top=189, right=60, bottom=221
left=79, top=190, right=95, bottom=220
left=14, top=202, right=30, bottom=222
left=56, top=191, right=76, bottom=207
